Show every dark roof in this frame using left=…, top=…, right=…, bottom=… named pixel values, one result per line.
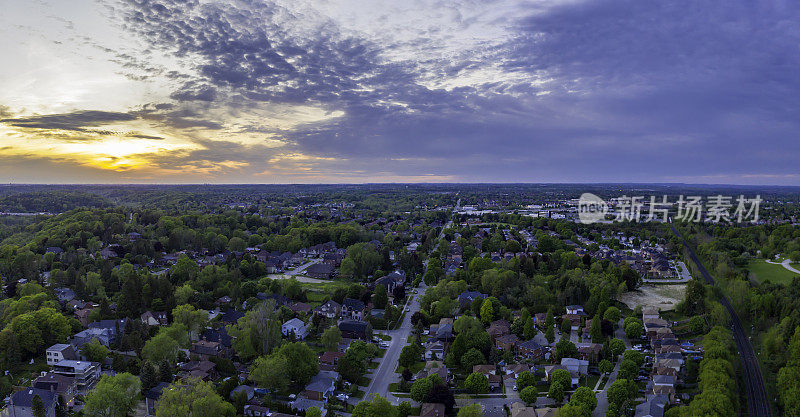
left=201, top=327, right=232, bottom=347
left=220, top=310, right=245, bottom=325
left=88, top=318, right=128, bottom=333
left=146, top=382, right=172, bottom=400
left=339, top=320, right=368, bottom=333
left=307, top=263, right=334, bottom=275
left=343, top=298, right=365, bottom=311
left=518, top=339, right=542, bottom=351
left=11, top=388, right=57, bottom=408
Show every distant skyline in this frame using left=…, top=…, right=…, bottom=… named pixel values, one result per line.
left=1, top=0, right=799, bottom=185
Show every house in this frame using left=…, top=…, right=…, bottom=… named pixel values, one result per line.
left=50, top=360, right=101, bottom=391
left=434, top=323, right=453, bottom=342
left=534, top=313, right=548, bottom=327
left=303, top=374, right=336, bottom=401
left=495, top=333, right=520, bottom=351
left=654, top=358, right=682, bottom=374
left=141, top=311, right=168, bottom=326
left=306, top=263, right=335, bottom=279
left=282, top=318, right=309, bottom=340
left=517, top=339, right=543, bottom=360
left=46, top=343, right=78, bottom=366
left=487, top=319, right=511, bottom=339
left=415, top=362, right=450, bottom=382
left=179, top=360, right=218, bottom=380
left=457, top=291, right=487, bottom=308
left=339, top=320, right=369, bottom=340
left=534, top=408, right=559, bottom=417
left=200, top=327, right=232, bottom=349
left=243, top=405, right=270, bottom=417
left=634, top=394, right=669, bottom=417
left=652, top=374, right=676, bottom=389
left=505, top=363, right=531, bottom=378
left=231, top=385, right=255, bottom=402
left=220, top=310, right=246, bottom=326
left=191, top=340, right=225, bottom=359
left=291, top=302, right=313, bottom=315
left=510, top=403, right=537, bottom=417
left=414, top=403, right=446, bottom=417
left=74, top=308, right=94, bottom=327
left=578, top=343, right=603, bottom=363
left=374, top=271, right=406, bottom=293
left=86, top=318, right=128, bottom=343
left=565, top=305, right=585, bottom=316
left=313, top=300, right=341, bottom=319
left=545, top=365, right=579, bottom=387
left=319, top=351, right=345, bottom=371
left=425, top=341, right=445, bottom=361
left=342, top=298, right=366, bottom=321
left=33, top=372, right=77, bottom=407
left=7, top=388, right=57, bottom=417
left=290, top=398, right=327, bottom=417
left=145, top=382, right=171, bottom=416
left=473, top=364, right=497, bottom=375
left=561, top=358, right=589, bottom=376
left=54, top=288, right=76, bottom=303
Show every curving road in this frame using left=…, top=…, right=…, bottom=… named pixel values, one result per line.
left=671, top=224, right=771, bottom=417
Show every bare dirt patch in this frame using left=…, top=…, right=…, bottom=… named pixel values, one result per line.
left=618, top=284, right=686, bottom=311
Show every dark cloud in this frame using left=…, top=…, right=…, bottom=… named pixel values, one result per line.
left=127, top=133, right=165, bottom=140
left=0, top=110, right=137, bottom=132
left=107, top=0, right=800, bottom=184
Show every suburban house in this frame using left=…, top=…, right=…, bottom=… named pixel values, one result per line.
left=341, top=298, right=366, bottom=321
left=517, top=339, right=544, bottom=360
left=545, top=364, right=579, bottom=387
left=495, top=333, right=520, bottom=351
left=145, top=382, right=171, bottom=416
left=457, top=291, right=487, bottom=308
left=487, top=319, right=511, bottom=339
left=374, top=271, right=406, bottom=293
left=302, top=374, right=336, bottom=401
left=7, top=388, right=57, bottom=417
left=425, top=341, right=445, bottom=361
left=319, top=351, right=345, bottom=371
left=510, top=402, right=537, bottom=417
left=190, top=340, right=226, bottom=359
left=50, top=360, right=101, bottom=391
left=578, top=343, right=603, bottom=363
left=33, top=372, right=77, bottom=407
left=412, top=403, right=446, bottom=417
left=179, top=360, right=218, bottom=381
left=634, top=394, right=669, bottom=417
left=141, top=311, right=168, bottom=326
left=282, top=318, right=309, bottom=340
left=338, top=320, right=369, bottom=340
left=314, top=300, right=341, bottom=319
left=306, top=263, right=335, bottom=279
left=561, top=358, right=589, bottom=376
left=46, top=344, right=78, bottom=366
left=565, top=305, right=585, bottom=316
left=505, top=364, right=531, bottom=378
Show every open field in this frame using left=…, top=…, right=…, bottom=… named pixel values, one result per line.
left=618, top=283, right=686, bottom=311
left=748, top=259, right=800, bottom=285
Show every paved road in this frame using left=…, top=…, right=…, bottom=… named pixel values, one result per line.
left=266, top=259, right=329, bottom=283
left=592, top=319, right=631, bottom=417
left=642, top=260, right=692, bottom=284
left=362, top=284, right=424, bottom=404
left=766, top=258, right=800, bottom=274
left=671, top=224, right=772, bottom=417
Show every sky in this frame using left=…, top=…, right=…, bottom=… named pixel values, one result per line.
left=1, top=0, right=799, bottom=184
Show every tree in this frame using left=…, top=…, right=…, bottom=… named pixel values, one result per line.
left=609, top=338, right=625, bottom=358
left=453, top=315, right=483, bottom=334
left=374, top=284, right=388, bottom=309
left=227, top=300, right=281, bottom=359
left=557, top=404, right=588, bottom=417
left=624, top=319, right=643, bottom=340
left=426, top=383, right=455, bottom=412
left=321, top=325, right=342, bottom=351
left=32, top=394, right=46, bottom=417
left=590, top=313, right=603, bottom=342
left=689, top=315, right=706, bottom=334
left=457, top=404, right=483, bottom=417
left=275, top=342, right=318, bottom=386
left=479, top=299, right=494, bottom=323
left=603, top=307, right=620, bottom=325
left=545, top=326, right=555, bottom=344
left=607, top=379, right=637, bottom=410
left=155, top=378, right=234, bottom=417
left=549, top=368, right=571, bottom=402
left=251, top=355, right=290, bottom=392
left=523, top=317, right=537, bottom=340
left=520, top=386, right=538, bottom=404
left=81, top=339, right=110, bottom=363
left=140, top=361, right=159, bottom=392
left=307, top=407, right=322, bottom=417
left=352, top=394, right=397, bottom=417
left=172, top=304, right=207, bottom=340
left=411, top=375, right=438, bottom=402
left=84, top=373, right=141, bottom=417
left=142, top=332, right=180, bottom=365
left=598, top=359, right=613, bottom=375
left=460, top=348, right=486, bottom=372
left=555, top=339, right=578, bottom=361
left=399, top=344, right=423, bottom=368
left=464, top=372, right=489, bottom=393
left=398, top=402, right=412, bottom=417
left=569, top=386, right=597, bottom=413
left=618, top=359, right=638, bottom=381
left=516, top=371, right=537, bottom=391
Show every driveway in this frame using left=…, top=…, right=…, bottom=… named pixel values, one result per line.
left=766, top=258, right=800, bottom=274
left=266, top=259, right=329, bottom=283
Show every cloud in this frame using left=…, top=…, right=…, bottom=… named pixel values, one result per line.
left=0, top=110, right=137, bottom=132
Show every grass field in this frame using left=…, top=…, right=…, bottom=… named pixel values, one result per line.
left=747, top=259, right=800, bottom=284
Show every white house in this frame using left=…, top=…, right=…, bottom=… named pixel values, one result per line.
left=282, top=318, right=308, bottom=340
left=565, top=305, right=585, bottom=315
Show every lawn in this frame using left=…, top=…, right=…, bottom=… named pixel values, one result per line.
left=747, top=259, right=800, bottom=285
left=395, top=361, right=426, bottom=374
left=584, top=375, right=600, bottom=389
